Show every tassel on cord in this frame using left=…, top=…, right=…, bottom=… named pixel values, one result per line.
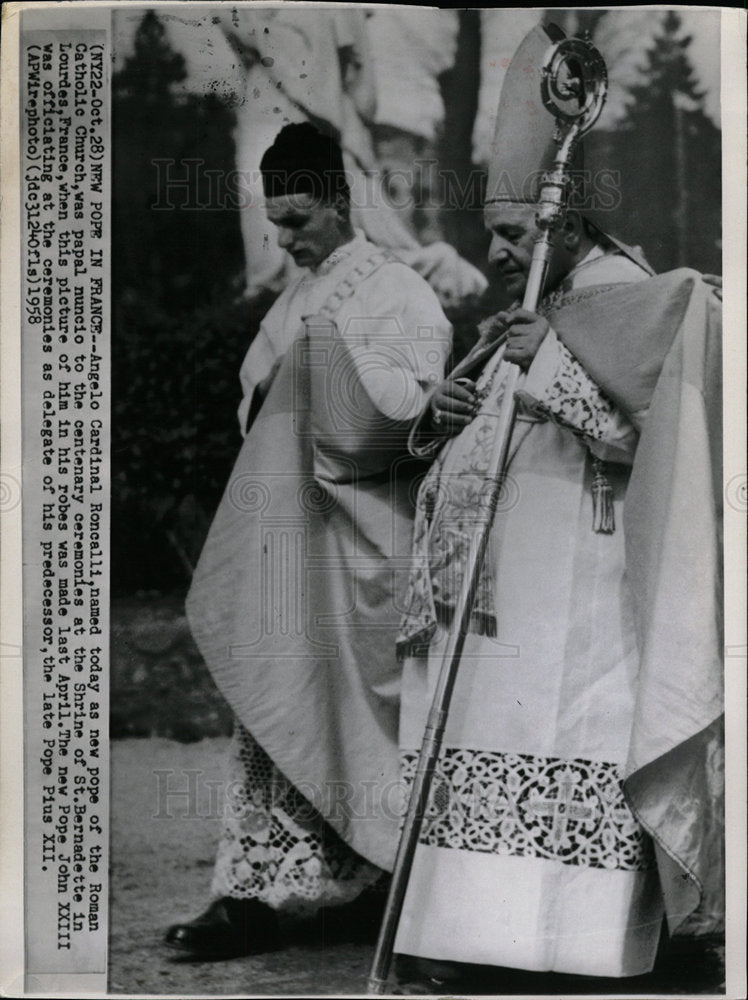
left=591, top=456, right=615, bottom=534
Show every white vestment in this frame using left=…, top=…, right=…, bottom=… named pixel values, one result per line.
left=188, top=233, right=452, bottom=894
left=395, top=248, right=666, bottom=977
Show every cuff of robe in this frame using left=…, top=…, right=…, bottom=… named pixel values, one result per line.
left=513, top=326, right=560, bottom=413
left=408, top=388, right=450, bottom=458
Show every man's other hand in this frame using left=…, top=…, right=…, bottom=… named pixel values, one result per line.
left=430, top=378, right=477, bottom=435
left=502, top=309, right=550, bottom=370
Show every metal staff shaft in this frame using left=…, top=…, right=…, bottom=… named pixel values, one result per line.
left=366, top=239, right=550, bottom=997
left=367, top=35, right=607, bottom=995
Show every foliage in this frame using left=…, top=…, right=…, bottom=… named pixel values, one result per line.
left=112, top=12, right=251, bottom=594
left=111, top=290, right=271, bottom=594
left=607, top=11, right=721, bottom=273
left=113, top=9, right=187, bottom=100
left=113, top=13, right=244, bottom=315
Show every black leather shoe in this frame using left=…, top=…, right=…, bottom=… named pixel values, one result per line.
left=165, top=897, right=281, bottom=960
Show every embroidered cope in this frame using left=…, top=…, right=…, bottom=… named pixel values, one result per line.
left=394, top=248, right=666, bottom=977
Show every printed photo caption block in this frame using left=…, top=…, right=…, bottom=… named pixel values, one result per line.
left=21, top=15, right=110, bottom=977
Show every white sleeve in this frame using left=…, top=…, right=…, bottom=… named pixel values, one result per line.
left=339, top=264, right=452, bottom=422
left=516, top=328, right=639, bottom=465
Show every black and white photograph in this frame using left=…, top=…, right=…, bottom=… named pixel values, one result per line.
left=1, top=3, right=745, bottom=998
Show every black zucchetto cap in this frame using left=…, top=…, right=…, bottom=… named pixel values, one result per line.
left=260, top=122, right=350, bottom=202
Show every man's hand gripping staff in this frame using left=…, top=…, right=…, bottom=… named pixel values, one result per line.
left=430, top=309, right=551, bottom=434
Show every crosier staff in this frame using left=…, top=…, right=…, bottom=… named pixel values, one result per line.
left=367, top=33, right=608, bottom=996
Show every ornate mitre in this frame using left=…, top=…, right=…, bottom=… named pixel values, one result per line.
left=485, top=23, right=583, bottom=206
left=484, top=22, right=651, bottom=271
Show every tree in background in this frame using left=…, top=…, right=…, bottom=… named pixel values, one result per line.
left=610, top=10, right=721, bottom=273
left=114, top=11, right=246, bottom=310
left=113, top=11, right=254, bottom=595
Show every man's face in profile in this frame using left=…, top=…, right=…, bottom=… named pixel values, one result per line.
left=484, top=201, right=571, bottom=299
left=265, top=192, right=346, bottom=271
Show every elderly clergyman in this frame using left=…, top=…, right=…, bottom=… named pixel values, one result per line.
left=164, top=123, right=451, bottom=958
left=392, top=23, right=724, bottom=990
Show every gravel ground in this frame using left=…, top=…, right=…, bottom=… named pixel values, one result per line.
left=109, top=737, right=376, bottom=996
left=109, top=738, right=725, bottom=998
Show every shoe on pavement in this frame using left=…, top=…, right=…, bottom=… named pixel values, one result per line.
left=164, top=897, right=281, bottom=960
